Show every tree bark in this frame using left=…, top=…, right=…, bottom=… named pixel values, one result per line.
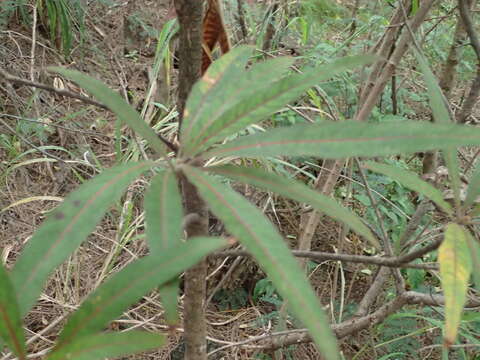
left=173, top=1, right=208, bottom=360
left=175, top=0, right=204, bottom=129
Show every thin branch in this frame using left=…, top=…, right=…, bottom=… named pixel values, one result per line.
left=354, top=158, right=406, bottom=293
left=238, top=291, right=480, bottom=351
left=458, top=0, right=480, bottom=59
left=0, top=67, right=179, bottom=152
left=0, top=67, right=108, bottom=110
left=213, top=237, right=442, bottom=270
left=457, top=0, right=480, bottom=123
left=355, top=267, right=390, bottom=317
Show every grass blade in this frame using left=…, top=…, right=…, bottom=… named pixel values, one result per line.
left=202, top=121, right=480, bottom=160
left=46, top=331, right=164, bottom=360
left=183, top=165, right=340, bottom=360
left=56, top=237, right=226, bottom=347
left=364, top=161, right=453, bottom=215
left=11, top=162, right=154, bottom=316
left=49, top=68, right=167, bottom=157
left=209, top=164, right=379, bottom=249
left=0, top=263, right=26, bottom=360
left=144, top=170, right=183, bottom=324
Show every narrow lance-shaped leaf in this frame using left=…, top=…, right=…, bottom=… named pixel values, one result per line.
left=182, top=166, right=340, bottom=360
left=187, top=55, right=296, bottom=151
left=181, top=46, right=295, bottom=151
left=56, top=236, right=226, bottom=347
left=438, top=223, right=473, bottom=346
left=181, top=46, right=255, bottom=138
left=209, top=164, right=379, bottom=249
left=0, top=263, right=26, bottom=360
left=12, top=162, right=154, bottom=316
left=182, top=54, right=376, bottom=156
left=144, top=170, right=183, bottom=324
left=46, top=331, right=165, bottom=360
left=364, top=161, right=453, bottom=215
left=49, top=68, right=167, bottom=157
left=414, top=50, right=451, bottom=125
left=202, top=121, right=480, bottom=160
left=415, top=50, right=461, bottom=204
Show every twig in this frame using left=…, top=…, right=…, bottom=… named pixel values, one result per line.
left=1, top=113, right=113, bottom=138
left=0, top=118, right=67, bottom=164
left=205, top=256, right=243, bottom=307
left=30, top=3, right=38, bottom=96
left=355, top=267, right=390, bottom=317
left=458, top=0, right=480, bottom=59
left=355, top=158, right=406, bottom=293
left=248, top=291, right=480, bottom=351
left=0, top=67, right=108, bottom=109
left=213, top=237, right=442, bottom=270
left=0, top=67, right=179, bottom=152
left=457, top=0, right=480, bottom=123
left=398, top=199, right=432, bottom=248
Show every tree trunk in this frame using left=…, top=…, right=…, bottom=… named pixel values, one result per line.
left=173, top=1, right=208, bottom=360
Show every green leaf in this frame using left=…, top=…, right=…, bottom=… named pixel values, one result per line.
left=145, top=170, right=183, bottom=255
left=181, top=54, right=375, bottom=156
left=364, top=161, right=453, bottom=215
left=406, top=260, right=426, bottom=290
left=49, top=68, right=167, bottom=157
left=144, top=170, right=183, bottom=324
left=46, top=331, right=164, bottom=360
left=182, top=166, right=340, bottom=360
left=0, top=263, right=26, bottom=360
left=438, top=223, right=472, bottom=346
left=209, top=164, right=379, bottom=248
left=181, top=46, right=296, bottom=154
left=414, top=50, right=450, bottom=125
left=12, top=162, right=154, bottom=317
left=464, top=161, right=480, bottom=209
left=181, top=46, right=255, bottom=137
left=414, top=50, right=461, bottom=204
left=465, top=230, right=480, bottom=293
left=56, top=237, right=226, bottom=347
left=202, top=121, right=480, bottom=160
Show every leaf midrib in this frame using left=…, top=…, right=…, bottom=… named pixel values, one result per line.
left=186, top=167, right=330, bottom=339
left=18, top=163, right=150, bottom=296
left=205, top=133, right=480, bottom=158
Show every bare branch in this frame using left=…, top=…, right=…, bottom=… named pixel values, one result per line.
left=213, top=237, right=441, bottom=270
left=249, top=291, right=480, bottom=350
left=0, top=67, right=108, bottom=109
